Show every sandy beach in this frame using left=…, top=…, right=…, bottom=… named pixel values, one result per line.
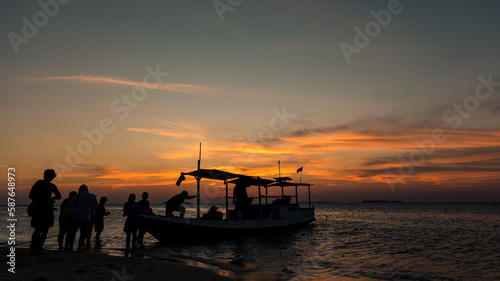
left=1, top=246, right=233, bottom=281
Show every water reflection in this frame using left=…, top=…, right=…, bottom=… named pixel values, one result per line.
left=2, top=203, right=499, bottom=280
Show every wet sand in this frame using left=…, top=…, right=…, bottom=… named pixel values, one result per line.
left=1, top=246, right=233, bottom=281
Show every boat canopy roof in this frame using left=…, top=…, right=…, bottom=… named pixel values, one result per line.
left=274, top=176, right=293, bottom=182
left=176, top=169, right=245, bottom=186
left=227, top=177, right=275, bottom=187
left=176, top=168, right=275, bottom=187
left=266, top=181, right=312, bottom=188
left=267, top=176, right=312, bottom=188
left=176, top=168, right=311, bottom=188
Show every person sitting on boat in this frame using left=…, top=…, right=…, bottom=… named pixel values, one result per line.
left=165, top=191, right=196, bottom=218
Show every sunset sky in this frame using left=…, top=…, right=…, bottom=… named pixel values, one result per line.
left=1, top=0, right=500, bottom=204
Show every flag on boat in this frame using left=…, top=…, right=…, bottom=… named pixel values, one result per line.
left=297, top=167, right=303, bottom=173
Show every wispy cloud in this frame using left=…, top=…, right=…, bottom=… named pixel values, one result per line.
left=8, top=75, right=225, bottom=96
left=127, top=120, right=206, bottom=139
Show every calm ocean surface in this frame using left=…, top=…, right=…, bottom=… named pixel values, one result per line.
left=2, top=203, right=499, bottom=280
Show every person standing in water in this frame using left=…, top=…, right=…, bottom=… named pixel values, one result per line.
left=94, top=196, right=110, bottom=244
left=68, top=184, right=99, bottom=252
left=29, top=169, right=61, bottom=255
left=137, top=192, right=152, bottom=246
left=123, top=194, right=140, bottom=249
left=58, top=191, right=77, bottom=250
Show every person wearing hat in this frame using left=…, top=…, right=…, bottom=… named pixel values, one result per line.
left=28, top=169, right=62, bottom=255
left=165, top=191, right=196, bottom=218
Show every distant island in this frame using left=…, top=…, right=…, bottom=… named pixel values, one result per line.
left=362, top=200, right=403, bottom=203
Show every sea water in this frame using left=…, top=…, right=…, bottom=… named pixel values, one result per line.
left=1, top=203, right=499, bottom=280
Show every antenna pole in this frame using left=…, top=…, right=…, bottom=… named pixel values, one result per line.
left=278, top=160, right=281, bottom=179
left=198, top=142, right=201, bottom=170
left=196, top=142, right=201, bottom=219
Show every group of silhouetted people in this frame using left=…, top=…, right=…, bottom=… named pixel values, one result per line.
left=60, top=185, right=102, bottom=251
left=28, top=169, right=111, bottom=254
left=57, top=187, right=110, bottom=252
left=29, top=169, right=197, bottom=254
left=121, top=192, right=153, bottom=249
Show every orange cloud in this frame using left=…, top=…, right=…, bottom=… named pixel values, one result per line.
left=44, top=117, right=500, bottom=203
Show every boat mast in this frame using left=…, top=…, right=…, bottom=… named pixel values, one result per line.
left=278, top=160, right=284, bottom=198
left=196, top=142, right=201, bottom=219
left=308, top=185, right=311, bottom=208
left=225, top=181, right=229, bottom=219
left=258, top=177, right=262, bottom=219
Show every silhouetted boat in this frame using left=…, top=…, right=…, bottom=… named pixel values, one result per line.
left=140, top=153, right=315, bottom=241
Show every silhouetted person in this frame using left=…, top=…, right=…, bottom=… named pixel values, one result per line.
left=67, top=184, right=99, bottom=252
left=123, top=194, right=140, bottom=249
left=58, top=191, right=77, bottom=250
left=29, top=169, right=61, bottom=255
left=233, top=183, right=251, bottom=219
left=165, top=191, right=195, bottom=218
left=94, top=196, right=110, bottom=244
left=137, top=192, right=152, bottom=245
left=85, top=205, right=95, bottom=249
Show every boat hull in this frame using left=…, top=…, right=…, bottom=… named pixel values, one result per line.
left=139, top=207, right=315, bottom=241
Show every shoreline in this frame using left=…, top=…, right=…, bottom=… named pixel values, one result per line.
left=0, top=246, right=234, bottom=281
